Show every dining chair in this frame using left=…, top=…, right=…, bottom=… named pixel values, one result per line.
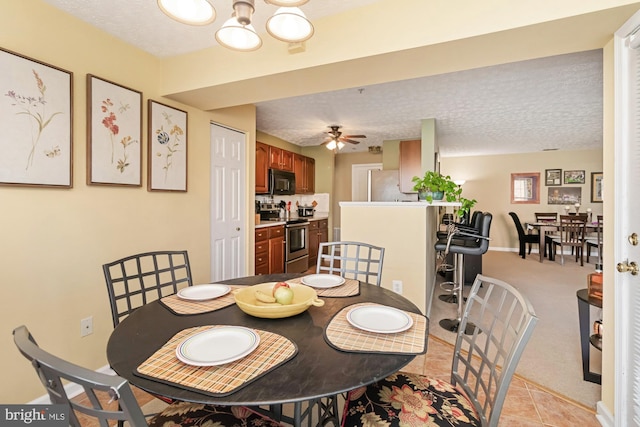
left=341, top=274, right=538, bottom=427
left=586, top=215, right=604, bottom=264
left=103, top=250, right=193, bottom=327
left=534, top=212, right=558, bottom=222
left=548, top=215, right=587, bottom=266
left=509, top=212, right=539, bottom=259
left=316, top=241, right=385, bottom=286
left=12, top=325, right=283, bottom=427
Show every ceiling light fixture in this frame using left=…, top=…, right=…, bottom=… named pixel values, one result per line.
left=326, top=139, right=337, bottom=150
left=160, top=0, right=314, bottom=52
left=157, top=0, right=216, bottom=25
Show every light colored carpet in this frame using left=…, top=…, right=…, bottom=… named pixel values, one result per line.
left=429, top=250, right=602, bottom=409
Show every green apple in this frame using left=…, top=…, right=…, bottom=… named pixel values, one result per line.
left=274, top=286, right=294, bottom=305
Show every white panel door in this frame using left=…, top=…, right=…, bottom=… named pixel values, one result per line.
left=210, top=123, right=246, bottom=281
left=614, top=11, right=640, bottom=426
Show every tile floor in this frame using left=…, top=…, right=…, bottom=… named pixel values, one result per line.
left=74, top=334, right=600, bottom=426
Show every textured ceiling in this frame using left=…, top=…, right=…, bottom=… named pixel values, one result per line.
left=41, top=0, right=604, bottom=157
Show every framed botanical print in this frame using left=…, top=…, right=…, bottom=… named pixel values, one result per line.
left=87, top=74, right=142, bottom=186
left=0, top=47, right=73, bottom=188
left=147, top=100, right=187, bottom=192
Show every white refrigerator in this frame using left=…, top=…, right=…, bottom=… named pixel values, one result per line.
left=367, top=169, right=416, bottom=202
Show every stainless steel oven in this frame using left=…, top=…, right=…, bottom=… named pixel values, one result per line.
left=285, top=219, right=309, bottom=273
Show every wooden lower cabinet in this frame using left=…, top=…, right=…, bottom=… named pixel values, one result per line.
left=308, top=219, right=329, bottom=269
left=255, top=225, right=285, bottom=275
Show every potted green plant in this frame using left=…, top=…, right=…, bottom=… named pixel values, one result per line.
left=412, top=171, right=459, bottom=202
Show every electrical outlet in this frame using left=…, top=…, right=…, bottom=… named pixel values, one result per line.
left=80, top=316, right=93, bottom=337
left=392, top=280, right=403, bottom=294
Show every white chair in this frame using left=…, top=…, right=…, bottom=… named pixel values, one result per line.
left=13, top=325, right=282, bottom=427
left=342, top=275, right=538, bottom=427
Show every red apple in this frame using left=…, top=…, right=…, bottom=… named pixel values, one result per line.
left=272, top=281, right=290, bottom=297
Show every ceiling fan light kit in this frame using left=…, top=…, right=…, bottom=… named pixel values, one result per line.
left=323, top=125, right=366, bottom=151
left=160, top=0, right=314, bottom=52
left=157, top=0, right=216, bottom=25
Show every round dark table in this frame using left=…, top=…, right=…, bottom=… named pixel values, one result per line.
left=107, top=274, right=427, bottom=424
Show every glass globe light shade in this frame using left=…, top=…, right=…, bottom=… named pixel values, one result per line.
left=326, top=140, right=337, bottom=150
left=266, top=7, right=314, bottom=42
left=158, top=0, right=216, bottom=25
left=215, top=17, right=263, bottom=51
left=265, top=0, right=310, bottom=6
left=337, top=141, right=345, bottom=150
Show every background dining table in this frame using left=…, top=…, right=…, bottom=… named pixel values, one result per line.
left=106, top=273, right=428, bottom=427
left=526, top=220, right=600, bottom=263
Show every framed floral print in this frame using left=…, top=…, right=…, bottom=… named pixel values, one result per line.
left=0, top=47, right=73, bottom=188
left=147, top=100, right=187, bottom=192
left=87, top=74, right=142, bottom=186
left=591, top=172, right=603, bottom=203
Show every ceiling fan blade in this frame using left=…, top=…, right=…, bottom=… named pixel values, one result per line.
left=339, top=138, right=361, bottom=144
left=343, top=135, right=366, bottom=139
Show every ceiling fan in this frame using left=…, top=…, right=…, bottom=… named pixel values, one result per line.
left=322, top=125, right=366, bottom=149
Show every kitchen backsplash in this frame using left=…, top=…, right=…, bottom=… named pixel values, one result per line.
left=256, top=193, right=330, bottom=216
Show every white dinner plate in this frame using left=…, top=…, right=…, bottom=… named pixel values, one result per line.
left=177, top=284, right=231, bottom=301
left=176, top=326, right=260, bottom=366
left=346, top=306, right=413, bottom=334
left=301, top=274, right=345, bottom=288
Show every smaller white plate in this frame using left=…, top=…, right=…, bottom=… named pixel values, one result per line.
left=176, top=326, right=260, bottom=366
left=177, top=284, right=231, bottom=301
left=346, top=306, right=413, bottom=334
left=301, top=274, right=345, bottom=288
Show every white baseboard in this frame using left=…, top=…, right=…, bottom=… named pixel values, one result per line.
left=595, top=401, right=613, bottom=426
left=28, top=364, right=115, bottom=404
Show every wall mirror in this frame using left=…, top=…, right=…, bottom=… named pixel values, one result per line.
left=511, top=172, right=540, bottom=204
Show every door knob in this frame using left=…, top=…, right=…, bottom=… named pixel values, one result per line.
left=629, top=233, right=638, bottom=246
left=617, top=260, right=639, bottom=275
left=236, top=227, right=241, bottom=231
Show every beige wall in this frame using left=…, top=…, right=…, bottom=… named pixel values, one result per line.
left=440, top=150, right=603, bottom=249
left=0, top=2, right=256, bottom=403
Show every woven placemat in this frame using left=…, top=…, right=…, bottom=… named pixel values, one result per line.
left=286, top=276, right=360, bottom=297
left=135, top=326, right=297, bottom=397
left=160, top=286, right=245, bottom=315
left=324, top=303, right=427, bottom=354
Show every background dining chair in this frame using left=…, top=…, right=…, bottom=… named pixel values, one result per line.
left=509, top=212, right=539, bottom=259
left=534, top=212, right=558, bottom=222
left=12, top=325, right=283, bottom=427
left=548, top=215, right=587, bottom=266
left=316, top=241, right=385, bottom=286
left=341, top=274, right=538, bottom=427
left=586, top=215, right=604, bottom=265
left=103, top=250, right=193, bottom=327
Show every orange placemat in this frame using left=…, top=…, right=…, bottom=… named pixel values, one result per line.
left=160, top=286, right=245, bottom=315
left=324, top=303, right=427, bottom=354
left=135, top=326, right=297, bottom=397
left=286, top=277, right=360, bottom=297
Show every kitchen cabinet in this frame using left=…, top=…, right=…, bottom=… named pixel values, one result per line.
left=269, top=146, right=294, bottom=172
left=255, top=141, right=269, bottom=194
left=400, top=139, right=421, bottom=193
left=255, top=224, right=285, bottom=275
left=269, top=225, right=285, bottom=274
left=293, top=154, right=315, bottom=194
left=308, top=218, right=329, bottom=268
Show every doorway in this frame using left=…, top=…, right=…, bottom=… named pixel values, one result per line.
left=210, top=123, right=246, bottom=281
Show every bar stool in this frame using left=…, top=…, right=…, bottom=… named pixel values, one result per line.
left=436, top=211, right=482, bottom=304
left=435, top=212, right=492, bottom=334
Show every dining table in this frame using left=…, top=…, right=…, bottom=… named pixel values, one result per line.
left=106, top=273, right=428, bottom=427
left=526, top=220, right=600, bottom=263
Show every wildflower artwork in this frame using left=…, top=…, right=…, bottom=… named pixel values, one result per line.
left=0, top=48, right=72, bottom=187
left=87, top=75, right=142, bottom=186
left=148, top=100, right=187, bottom=192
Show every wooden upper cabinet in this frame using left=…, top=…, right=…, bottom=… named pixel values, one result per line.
left=399, top=139, right=421, bottom=193
left=269, top=146, right=294, bottom=171
left=293, top=153, right=315, bottom=194
left=255, top=141, right=269, bottom=194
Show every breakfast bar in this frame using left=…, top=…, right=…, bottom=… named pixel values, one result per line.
left=339, top=201, right=460, bottom=315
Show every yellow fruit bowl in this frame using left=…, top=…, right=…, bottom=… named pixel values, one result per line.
left=234, top=282, right=325, bottom=319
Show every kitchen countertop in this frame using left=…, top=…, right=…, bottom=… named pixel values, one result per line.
left=339, top=201, right=460, bottom=207
left=255, top=213, right=329, bottom=229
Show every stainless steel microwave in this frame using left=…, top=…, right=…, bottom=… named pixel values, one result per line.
left=269, top=169, right=295, bottom=195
